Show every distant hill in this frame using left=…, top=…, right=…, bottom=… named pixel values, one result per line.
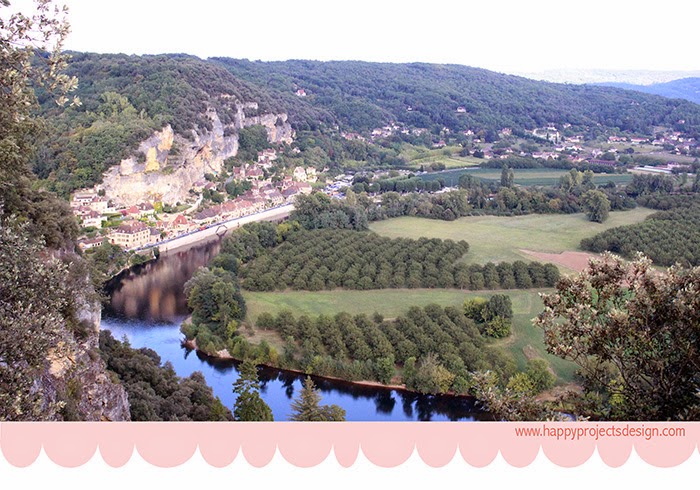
left=514, top=69, right=700, bottom=86
left=597, top=78, right=700, bottom=106
left=213, top=58, right=700, bottom=136
left=34, top=54, right=700, bottom=195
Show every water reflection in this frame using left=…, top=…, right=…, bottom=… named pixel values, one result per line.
left=186, top=345, right=488, bottom=421
left=105, top=239, right=222, bottom=322
left=375, top=391, right=396, bottom=415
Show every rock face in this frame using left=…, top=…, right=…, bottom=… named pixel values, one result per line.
left=37, top=293, right=131, bottom=421
left=102, top=105, right=294, bottom=207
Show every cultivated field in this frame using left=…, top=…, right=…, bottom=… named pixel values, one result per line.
left=369, top=207, right=655, bottom=266
left=238, top=208, right=658, bottom=387
left=244, top=288, right=471, bottom=321
left=399, top=145, right=483, bottom=169
left=497, top=290, right=578, bottom=383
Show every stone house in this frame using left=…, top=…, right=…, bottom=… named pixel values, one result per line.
left=109, top=221, right=151, bottom=249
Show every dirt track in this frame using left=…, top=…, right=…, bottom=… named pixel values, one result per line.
left=520, top=249, right=597, bottom=273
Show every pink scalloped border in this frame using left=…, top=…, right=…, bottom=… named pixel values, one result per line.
left=1, top=422, right=698, bottom=468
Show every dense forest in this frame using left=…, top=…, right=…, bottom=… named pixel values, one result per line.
left=213, top=58, right=700, bottom=136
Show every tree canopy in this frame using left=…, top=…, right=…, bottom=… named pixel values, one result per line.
left=1, top=0, right=79, bottom=248
left=99, top=331, right=233, bottom=421
left=535, top=253, right=700, bottom=420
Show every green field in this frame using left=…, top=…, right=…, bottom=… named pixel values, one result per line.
left=369, top=207, right=655, bottom=265
left=243, top=288, right=578, bottom=383
left=244, top=288, right=470, bottom=321
left=418, top=167, right=635, bottom=187
left=498, top=290, right=578, bottom=383
left=241, top=209, right=657, bottom=385
left=398, top=144, right=483, bottom=169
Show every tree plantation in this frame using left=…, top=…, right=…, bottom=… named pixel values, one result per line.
left=255, top=302, right=518, bottom=396
left=177, top=214, right=568, bottom=400
left=582, top=204, right=700, bottom=266
left=240, top=229, right=558, bottom=291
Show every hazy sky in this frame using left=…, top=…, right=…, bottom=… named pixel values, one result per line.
left=19, top=0, right=700, bottom=74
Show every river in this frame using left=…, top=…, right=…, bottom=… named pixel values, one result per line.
left=102, top=238, right=488, bottom=421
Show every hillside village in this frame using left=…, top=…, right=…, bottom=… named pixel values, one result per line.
left=71, top=147, right=316, bottom=252
left=365, top=118, right=698, bottom=164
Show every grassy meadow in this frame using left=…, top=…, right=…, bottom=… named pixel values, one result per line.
left=369, top=207, right=655, bottom=265
left=398, top=145, right=483, bottom=169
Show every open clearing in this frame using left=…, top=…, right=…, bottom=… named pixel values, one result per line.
left=399, top=145, right=483, bottom=169
left=369, top=207, right=655, bottom=266
left=244, top=288, right=473, bottom=321
left=243, top=288, right=578, bottom=384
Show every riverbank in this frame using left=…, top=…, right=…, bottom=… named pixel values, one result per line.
left=181, top=337, right=479, bottom=401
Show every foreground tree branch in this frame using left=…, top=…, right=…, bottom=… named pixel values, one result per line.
left=535, top=252, right=700, bottom=420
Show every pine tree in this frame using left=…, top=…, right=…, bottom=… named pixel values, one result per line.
left=289, top=376, right=346, bottom=421
left=232, top=359, right=273, bottom=421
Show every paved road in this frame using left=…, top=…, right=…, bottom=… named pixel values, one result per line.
left=139, top=204, right=294, bottom=255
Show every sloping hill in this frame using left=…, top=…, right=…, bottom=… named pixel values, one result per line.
left=33, top=54, right=700, bottom=196
left=598, top=77, right=700, bottom=105
left=33, top=53, right=335, bottom=196
left=213, top=58, right=700, bottom=135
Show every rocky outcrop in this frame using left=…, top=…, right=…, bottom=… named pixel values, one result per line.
left=101, top=104, right=294, bottom=207
left=37, top=293, right=131, bottom=421
left=237, top=103, right=295, bottom=145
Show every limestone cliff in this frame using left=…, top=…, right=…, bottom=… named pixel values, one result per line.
left=37, top=288, right=130, bottom=421
left=101, top=104, right=294, bottom=207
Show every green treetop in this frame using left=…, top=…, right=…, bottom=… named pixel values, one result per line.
left=232, top=359, right=273, bottom=421
left=289, top=376, right=346, bottom=421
